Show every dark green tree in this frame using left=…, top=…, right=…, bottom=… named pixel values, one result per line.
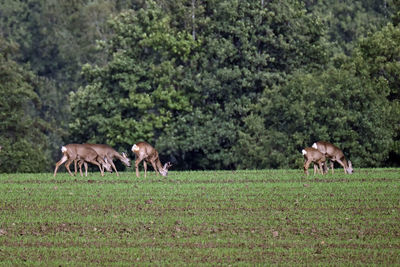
left=305, top=0, right=394, bottom=55
left=0, top=38, right=51, bottom=172
left=157, top=0, right=328, bottom=169
left=69, top=2, right=196, bottom=154
left=352, top=23, right=400, bottom=165
left=237, top=67, right=395, bottom=169
left=236, top=22, right=400, bottom=169
left=1, top=0, right=396, bottom=171
left=0, top=0, right=121, bottom=162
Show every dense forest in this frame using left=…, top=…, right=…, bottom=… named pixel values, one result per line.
left=0, top=0, right=399, bottom=172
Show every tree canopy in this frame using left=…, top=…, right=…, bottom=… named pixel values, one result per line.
left=0, top=38, right=51, bottom=172
left=0, top=0, right=399, bottom=172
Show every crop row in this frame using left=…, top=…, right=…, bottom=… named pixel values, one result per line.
left=0, top=169, right=399, bottom=265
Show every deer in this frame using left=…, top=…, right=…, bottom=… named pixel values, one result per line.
left=53, top=144, right=112, bottom=177
left=302, top=147, right=326, bottom=176
left=74, top=144, right=131, bottom=176
left=131, top=141, right=172, bottom=178
left=312, top=141, right=353, bottom=174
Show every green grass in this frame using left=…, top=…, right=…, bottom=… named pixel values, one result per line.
left=0, top=169, right=399, bottom=265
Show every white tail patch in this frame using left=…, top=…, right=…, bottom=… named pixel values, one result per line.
left=132, top=144, right=140, bottom=152
left=302, top=149, right=307, bottom=155
left=61, top=146, right=67, bottom=153
left=312, top=143, right=317, bottom=149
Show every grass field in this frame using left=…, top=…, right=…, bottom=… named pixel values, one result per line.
left=0, top=169, right=399, bottom=265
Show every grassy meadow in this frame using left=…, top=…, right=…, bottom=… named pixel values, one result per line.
left=0, top=168, right=399, bottom=265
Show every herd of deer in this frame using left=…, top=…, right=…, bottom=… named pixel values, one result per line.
left=0, top=140, right=353, bottom=177
left=302, top=141, right=353, bottom=176
left=53, top=142, right=172, bottom=178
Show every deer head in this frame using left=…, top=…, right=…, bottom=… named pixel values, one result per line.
left=120, top=152, right=131, bottom=167
left=102, top=157, right=113, bottom=173
left=159, top=162, right=172, bottom=177
left=346, top=161, right=353, bottom=174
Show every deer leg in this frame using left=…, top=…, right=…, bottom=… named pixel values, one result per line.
left=97, top=160, right=104, bottom=176
left=79, top=161, right=88, bottom=177
left=143, top=161, right=147, bottom=178
left=323, top=161, right=329, bottom=174
left=135, top=158, right=143, bottom=178
left=54, top=155, right=68, bottom=177
left=150, top=160, right=159, bottom=176
left=304, top=159, right=311, bottom=176
left=101, top=162, right=104, bottom=173
left=74, top=159, right=78, bottom=175
left=65, top=159, right=75, bottom=176
left=84, top=162, right=88, bottom=176
left=87, top=160, right=103, bottom=176
left=110, top=159, right=119, bottom=176
left=78, top=160, right=84, bottom=177
left=334, top=159, right=348, bottom=174
left=330, top=161, right=335, bottom=174
left=318, top=161, right=324, bottom=175
left=313, top=163, right=318, bottom=175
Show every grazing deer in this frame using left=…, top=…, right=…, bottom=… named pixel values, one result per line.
left=302, top=147, right=326, bottom=176
left=131, top=142, right=172, bottom=178
left=74, top=144, right=131, bottom=176
left=312, top=141, right=353, bottom=174
left=53, top=144, right=112, bottom=177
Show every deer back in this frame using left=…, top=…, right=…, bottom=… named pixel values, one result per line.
left=74, top=144, right=99, bottom=161
left=132, top=142, right=157, bottom=160
left=302, top=147, right=325, bottom=162
left=63, top=144, right=81, bottom=160
left=313, top=141, right=344, bottom=160
left=84, top=144, right=113, bottom=158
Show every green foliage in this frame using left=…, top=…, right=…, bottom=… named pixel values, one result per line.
left=237, top=64, right=396, bottom=168
left=0, top=0, right=398, bottom=171
left=352, top=23, right=400, bottom=162
left=0, top=38, right=51, bottom=172
left=354, top=23, right=400, bottom=100
left=0, top=0, right=124, bottom=168
left=307, top=0, right=392, bottom=55
left=235, top=20, right=400, bottom=169
left=157, top=0, right=328, bottom=169
left=233, top=113, right=288, bottom=169
left=69, top=2, right=196, bottom=152
left=157, top=107, right=239, bottom=169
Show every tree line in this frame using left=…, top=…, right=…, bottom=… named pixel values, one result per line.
left=0, top=0, right=399, bottom=172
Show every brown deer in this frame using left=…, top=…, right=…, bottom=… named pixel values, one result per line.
left=131, top=142, right=172, bottom=178
left=74, top=144, right=131, bottom=176
left=312, top=141, right=353, bottom=174
left=53, top=144, right=112, bottom=177
left=302, top=147, right=326, bottom=176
